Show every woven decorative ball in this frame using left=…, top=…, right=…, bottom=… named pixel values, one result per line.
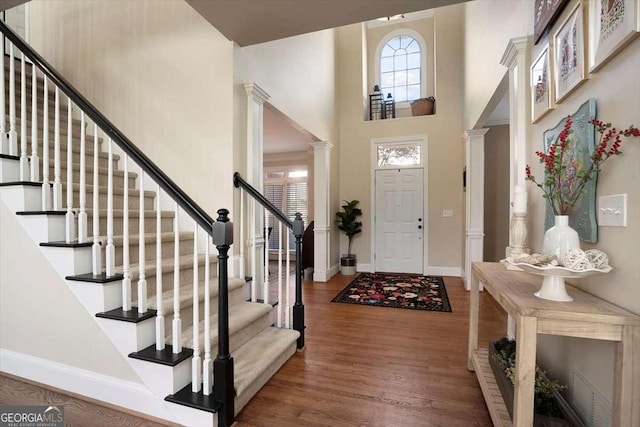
left=584, top=249, right=609, bottom=269
left=561, top=248, right=593, bottom=271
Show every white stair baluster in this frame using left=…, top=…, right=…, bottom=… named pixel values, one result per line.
left=122, top=154, right=131, bottom=311
left=251, top=198, right=256, bottom=302
left=277, top=222, right=283, bottom=327
left=30, top=65, right=39, bottom=181
left=137, top=169, right=147, bottom=313
left=286, top=230, right=291, bottom=328
left=0, top=35, right=6, bottom=154
left=52, top=87, right=62, bottom=210
left=172, top=202, right=182, bottom=352
left=91, top=124, right=102, bottom=275
left=8, top=43, right=17, bottom=155
left=191, top=224, right=201, bottom=392
left=155, top=183, right=165, bottom=350
left=264, top=207, right=269, bottom=305
left=77, top=112, right=87, bottom=242
left=41, top=77, right=50, bottom=210
left=19, top=50, right=27, bottom=179
left=203, top=236, right=212, bottom=395
left=65, top=99, right=75, bottom=243
left=105, top=138, right=115, bottom=276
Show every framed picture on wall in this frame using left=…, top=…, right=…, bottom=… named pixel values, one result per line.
left=531, top=44, right=553, bottom=123
left=588, top=0, right=640, bottom=72
left=553, top=2, right=586, bottom=103
left=535, top=0, right=570, bottom=44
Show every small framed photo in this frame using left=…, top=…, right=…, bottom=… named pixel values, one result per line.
left=531, top=44, right=553, bottom=123
left=588, top=0, right=640, bottom=72
left=553, top=2, right=586, bottom=103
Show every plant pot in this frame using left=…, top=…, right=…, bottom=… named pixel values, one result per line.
left=488, top=342, right=585, bottom=427
left=340, top=255, right=357, bottom=276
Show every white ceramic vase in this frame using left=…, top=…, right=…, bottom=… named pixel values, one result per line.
left=542, top=215, right=580, bottom=260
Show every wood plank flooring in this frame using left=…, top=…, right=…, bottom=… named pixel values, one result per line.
left=0, top=273, right=506, bottom=426
left=235, top=274, right=507, bottom=426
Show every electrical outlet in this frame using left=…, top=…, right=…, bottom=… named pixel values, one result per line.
left=442, top=210, right=453, bottom=217
left=598, top=194, right=627, bottom=227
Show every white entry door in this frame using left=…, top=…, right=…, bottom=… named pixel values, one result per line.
left=374, top=168, right=424, bottom=274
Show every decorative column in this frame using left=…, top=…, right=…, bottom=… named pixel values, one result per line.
left=463, top=128, right=489, bottom=290
left=500, top=36, right=530, bottom=250
left=500, top=36, right=530, bottom=338
left=311, top=141, right=333, bottom=282
left=244, top=83, right=270, bottom=299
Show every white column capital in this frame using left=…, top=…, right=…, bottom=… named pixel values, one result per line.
left=500, top=36, right=530, bottom=69
left=311, top=141, right=333, bottom=150
left=463, top=128, right=489, bottom=141
left=244, top=83, right=270, bottom=105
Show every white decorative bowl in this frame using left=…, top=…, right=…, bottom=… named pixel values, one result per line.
left=505, top=258, right=612, bottom=302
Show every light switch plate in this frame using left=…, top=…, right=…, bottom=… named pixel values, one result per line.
left=598, top=194, right=627, bottom=227
left=442, top=210, right=453, bottom=217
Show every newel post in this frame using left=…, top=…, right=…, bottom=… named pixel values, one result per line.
left=212, top=209, right=235, bottom=427
left=292, top=212, right=305, bottom=349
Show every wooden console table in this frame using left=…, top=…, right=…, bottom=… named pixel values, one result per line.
left=467, top=262, right=640, bottom=427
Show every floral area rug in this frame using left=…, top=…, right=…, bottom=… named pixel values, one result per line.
left=331, top=273, right=452, bottom=312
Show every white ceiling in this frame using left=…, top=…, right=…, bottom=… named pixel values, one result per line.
left=185, top=0, right=468, bottom=46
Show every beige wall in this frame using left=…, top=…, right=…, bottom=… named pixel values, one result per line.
left=0, top=203, right=141, bottom=382
left=463, top=0, right=531, bottom=130
left=529, top=4, right=640, bottom=403
left=466, top=0, right=640, bottom=412
left=337, top=3, right=464, bottom=270
left=28, top=0, right=235, bottom=216
left=483, top=125, right=510, bottom=262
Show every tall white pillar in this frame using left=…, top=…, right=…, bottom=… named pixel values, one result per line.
left=463, top=128, right=489, bottom=290
left=244, top=83, right=270, bottom=299
left=500, top=37, right=530, bottom=248
left=311, top=141, right=333, bottom=282
left=500, top=37, right=530, bottom=338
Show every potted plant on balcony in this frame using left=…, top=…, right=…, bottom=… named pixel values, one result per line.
left=335, top=199, right=362, bottom=276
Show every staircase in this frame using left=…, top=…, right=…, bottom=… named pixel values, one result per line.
left=0, top=20, right=302, bottom=426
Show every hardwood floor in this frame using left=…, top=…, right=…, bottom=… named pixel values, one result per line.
left=0, top=273, right=507, bottom=427
left=236, top=274, right=507, bottom=427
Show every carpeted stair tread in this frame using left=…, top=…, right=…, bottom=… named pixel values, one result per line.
left=106, top=231, right=192, bottom=246
left=148, top=276, right=245, bottom=313
left=122, top=253, right=216, bottom=279
left=92, top=209, right=174, bottom=218
left=177, top=301, right=272, bottom=349
left=233, top=327, right=300, bottom=397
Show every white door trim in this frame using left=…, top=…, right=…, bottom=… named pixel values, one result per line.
left=370, top=134, right=428, bottom=275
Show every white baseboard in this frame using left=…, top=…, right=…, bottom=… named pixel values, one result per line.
left=356, top=263, right=373, bottom=273
left=427, top=266, right=462, bottom=277
left=0, top=348, right=177, bottom=423
left=313, top=263, right=339, bottom=282
left=329, top=263, right=339, bottom=278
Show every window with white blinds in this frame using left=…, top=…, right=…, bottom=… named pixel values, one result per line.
left=264, top=176, right=308, bottom=251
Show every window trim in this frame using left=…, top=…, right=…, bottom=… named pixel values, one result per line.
left=374, top=29, right=428, bottom=108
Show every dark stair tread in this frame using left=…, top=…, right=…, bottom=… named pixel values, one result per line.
left=129, top=344, right=193, bottom=367
left=96, top=307, right=157, bottom=323
left=66, top=272, right=124, bottom=283
left=165, top=384, right=222, bottom=414
left=0, top=181, right=42, bottom=187
left=40, top=240, right=93, bottom=248
left=0, top=154, right=19, bottom=160
left=16, top=210, right=65, bottom=215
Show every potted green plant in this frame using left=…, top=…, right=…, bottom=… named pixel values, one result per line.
left=335, top=200, right=363, bottom=276
left=489, top=337, right=585, bottom=427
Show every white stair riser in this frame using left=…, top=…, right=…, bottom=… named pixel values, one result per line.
left=0, top=157, right=19, bottom=181
left=0, top=185, right=40, bottom=211
left=40, top=245, right=92, bottom=276
left=96, top=316, right=155, bottom=353
left=129, top=357, right=191, bottom=396
left=67, top=279, right=123, bottom=314
left=12, top=213, right=65, bottom=242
